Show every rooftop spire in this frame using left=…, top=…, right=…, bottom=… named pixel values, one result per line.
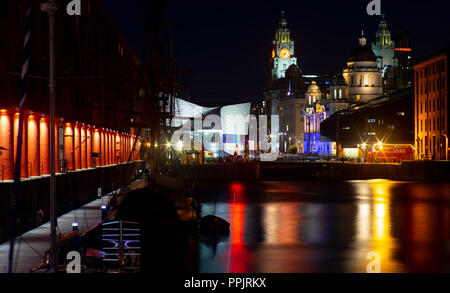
left=359, top=30, right=367, bottom=47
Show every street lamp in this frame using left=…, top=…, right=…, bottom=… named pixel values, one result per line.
left=361, top=142, right=367, bottom=163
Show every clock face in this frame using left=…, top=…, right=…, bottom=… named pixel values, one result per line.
left=279, top=48, right=291, bottom=60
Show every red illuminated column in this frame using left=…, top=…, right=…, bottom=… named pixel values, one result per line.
left=27, top=113, right=40, bottom=176
left=109, top=131, right=113, bottom=164
left=14, top=112, right=28, bottom=178
left=122, top=134, right=126, bottom=163
left=74, top=123, right=81, bottom=170
left=114, top=132, right=119, bottom=164
left=0, top=109, right=14, bottom=180
left=110, top=131, right=114, bottom=164
left=100, top=129, right=105, bottom=166
left=105, top=129, right=109, bottom=165
left=130, top=136, right=134, bottom=161
left=132, top=135, right=136, bottom=161
left=138, top=137, right=141, bottom=160
left=130, top=135, right=134, bottom=161
left=119, top=134, right=123, bottom=163
left=103, top=129, right=109, bottom=166
left=93, top=128, right=100, bottom=167
left=54, top=119, right=60, bottom=173
left=128, top=135, right=131, bottom=161
left=63, top=122, right=74, bottom=171
left=86, top=126, right=92, bottom=168
left=137, top=137, right=140, bottom=160
left=39, top=116, right=49, bottom=175
left=125, top=134, right=128, bottom=162
left=80, top=125, right=87, bottom=169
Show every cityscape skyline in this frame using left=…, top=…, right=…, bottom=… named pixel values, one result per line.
left=104, top=0, right=450, bottom=105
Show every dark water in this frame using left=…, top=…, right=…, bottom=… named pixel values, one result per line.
left=196, top=179, right=450, bottom=273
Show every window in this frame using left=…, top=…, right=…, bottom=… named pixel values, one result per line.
left=368, top=119, right=376, bottom=123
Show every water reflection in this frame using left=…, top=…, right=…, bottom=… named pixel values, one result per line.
left=197, top=179, right=450, bottom=273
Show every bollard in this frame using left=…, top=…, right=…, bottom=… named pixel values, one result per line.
left=72, top=222, right=79, bottom=232
left=101, top=205, right=107, bottom=221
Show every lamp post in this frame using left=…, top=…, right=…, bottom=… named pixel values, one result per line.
left=41, top=0, right=57, bottom=273
left=361, top=143, right=367, bottom=163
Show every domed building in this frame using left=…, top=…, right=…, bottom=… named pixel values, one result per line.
left=329, top=75, right=348, bottom=100
left=324, top=75, right=350, bottom=115
left=305, top=81, right=321, bottom=105
left=343, top=31, right=383, bottom=102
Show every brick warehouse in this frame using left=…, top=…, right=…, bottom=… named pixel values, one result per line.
left=0, top=0, right=145, bottom=179
left=0, top=0, right=146, bottom=242
left=0, top=0, right=146, bottom=136
left=414, top=47, right=449, bottom=160
left=0, top=107, right=140, bottom=181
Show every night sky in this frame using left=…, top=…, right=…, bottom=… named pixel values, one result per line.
left=103, top=0, right=450, bottom=106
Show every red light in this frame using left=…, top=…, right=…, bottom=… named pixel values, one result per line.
left=230, top=183, right=243, bottom=193
left=395, top=48, right=411, bottom=52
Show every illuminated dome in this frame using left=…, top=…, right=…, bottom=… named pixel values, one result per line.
left=348, top=31, right=377, bottom=62
left=305, top=81, right=321, bottom=105
left=307, top=81, right=320, bottom=93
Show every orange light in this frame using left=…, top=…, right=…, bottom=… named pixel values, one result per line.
left=395, top=48, right=411, bottom=52
left=0, top=109, right=7, bottom=114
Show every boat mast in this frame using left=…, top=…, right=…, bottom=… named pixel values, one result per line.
left=40, top=0, right=58, bottom=273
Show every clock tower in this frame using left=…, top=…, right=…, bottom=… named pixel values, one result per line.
left=271, top=11, right=297, bottom=79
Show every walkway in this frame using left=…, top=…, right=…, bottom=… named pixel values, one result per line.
left=0, top=178, right=147, bottom=273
